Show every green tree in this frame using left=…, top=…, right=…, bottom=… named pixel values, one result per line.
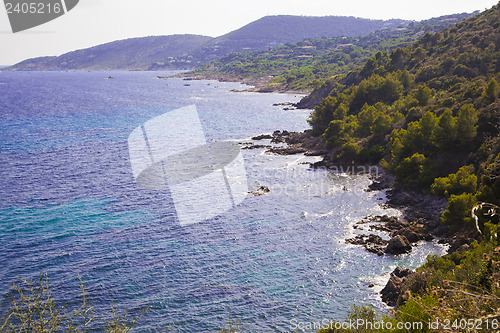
left=418, top=111, right=439, bottom=151
left=323, top=119, right=355, bottom=148
left=395, top=153, right=435, bottom=186
left=432, top=109, right=457, bottom=149
left=413, top=84, right=433, bottom=106
left=357, top=104, right=377, bottom=136
left=456, top=104, right=478, bottom=146
left=482, top=78, right=498, bottom=104
left=431, top=165, right=478, bottom=197
left=350, top=74, right=402, bottom=112
left=441, top=193, right=476, bottom=230
left=371, top=112, right=393, bottom=137
left=340, top=142, right=361, bottom=160
left=309, top=95, right=349, bottom=135
left=390, top=135, right=405, bottom=164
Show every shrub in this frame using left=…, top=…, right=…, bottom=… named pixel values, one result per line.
left=340, top=142, right=361, bottom=160
left=441, top=193, right=476, bottom=231
left=413, top=84, right=433, bottom=106
left=395, top=153, right=435, bottom=187
left=1, top=274, right=148, bottom=332
left=430, top=165, right=478, bottom=197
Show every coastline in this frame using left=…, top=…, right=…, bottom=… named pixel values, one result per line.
left=245, top=128, right=458, bottom=307
left=162, top=72, right=311, bottom=94
left=249, top=129, right=457, bottom=248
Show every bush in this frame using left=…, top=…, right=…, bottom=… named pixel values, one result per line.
left=413, top=84, right=433, bottom=106
left=456, top=104, right=478, bottom=146
left=359, top=145, right=385, bottom=164
left=340, top=142, right=361, bottom=160
left=441, top=193, right=476, bottom=230
left=395, top=153, right=435, bottom=187
left=430, top=165, right=478, bottom=197
left=1, top=274, right=148, bottom=333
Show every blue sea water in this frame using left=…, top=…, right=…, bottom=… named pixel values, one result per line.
left=0, top=71, right=446, bottom=332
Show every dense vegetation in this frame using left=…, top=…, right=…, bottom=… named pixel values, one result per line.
left=188, top=15, right=407, bottom=64
left=307, top=3, right=500, bottom=331
left=191, top=13, right=474, bottom=92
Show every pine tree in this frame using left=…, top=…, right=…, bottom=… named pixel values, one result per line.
left=456, top=104, right=478, bottom=146
left=482, top=78, right=498, bottom=104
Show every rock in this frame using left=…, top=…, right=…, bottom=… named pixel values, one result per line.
left=248, top=186, right=270, bottom=196
left=392, top=266, right=413, bottom=279
left=399, top=228, right=423, bottom=243
left=346, top=234, right=388, bottom=256
left=380, top=275, right=403, bottom=306
left=380, top=267, right=414, bottom=306
left=447, top=234, right=479, bottom=254
left=456, top=243, right=471, bottom=252
left=266, top=146, right=307, bottom=155
left=251, top=134, right=273, bottom=140
left=304, top=150, right=328, bottom=156
left=242, top=144, right=272, bottom=150
left=385, top=235, right=412, bottom=255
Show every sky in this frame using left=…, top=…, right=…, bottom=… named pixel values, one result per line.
left=0, top=0, right=498, bottom=66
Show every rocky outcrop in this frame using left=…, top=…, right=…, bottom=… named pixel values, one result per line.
left=247, top=130, right=327, bottom=156
left=380, top=267, right=414, bottom=306
left=348, top=215, right=432, bottom=255
left=385, top=235, right=412, bottom=255
left=346, top=234, right=388, bottom=256
left=242, top=144, right=272, bottom=150
left=441, top=232, right=481, bottom=254
left=386, top=186, right=447, bottom=237
left=248, top=186, right=270, bottom=196
left=251, top=134, right=273, bottom=140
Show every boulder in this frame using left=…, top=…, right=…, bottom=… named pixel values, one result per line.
left=392, top=266, right=413, bottom=279
left=380, top=267, right=414, bottom=306
left=380, top=275, right=402, bottom=306
left=385, top=235, right=412, bottom=255
left=399, top=228, right=423, bottom=243
left=346, top=234, right=388, bottom=256
left=251, top=134, right=273, bottom=140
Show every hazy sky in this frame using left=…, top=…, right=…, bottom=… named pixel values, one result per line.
left=0, top=0, right=498, bottom=65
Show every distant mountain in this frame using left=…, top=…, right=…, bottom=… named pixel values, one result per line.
left=6, top=15, right=409, bottom=71
left=191, top=12, right=475, bottom=93
left=188, top=16, right=408, bottom=61
left=7, top=35, right=213, bottom=71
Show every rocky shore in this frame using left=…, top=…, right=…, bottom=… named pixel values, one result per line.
left=247, top=129, right=479, bottom=255
left=245, top=129, right=483, bottom=307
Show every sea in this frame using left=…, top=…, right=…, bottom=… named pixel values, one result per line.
left=0, top=71, right=446, bottom=332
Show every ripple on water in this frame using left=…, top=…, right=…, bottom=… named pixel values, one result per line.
left=0, top=71, right=447, bottom=332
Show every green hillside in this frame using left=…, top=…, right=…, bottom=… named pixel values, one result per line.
left=306, top=4, right=500, bottom=331
left=190, top=15, right=407, bottom=61
left=190, top=13, right=474, bottom=92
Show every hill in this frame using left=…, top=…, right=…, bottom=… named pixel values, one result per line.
left=284, top=4, right=500, bottom=329
left=7, top=35, right=213, bottom=71
left=6, top=16, right=407, bottom=71
left=189, top=15, right=407, bottom=61
left=190, top=13, right=474, bottom=92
